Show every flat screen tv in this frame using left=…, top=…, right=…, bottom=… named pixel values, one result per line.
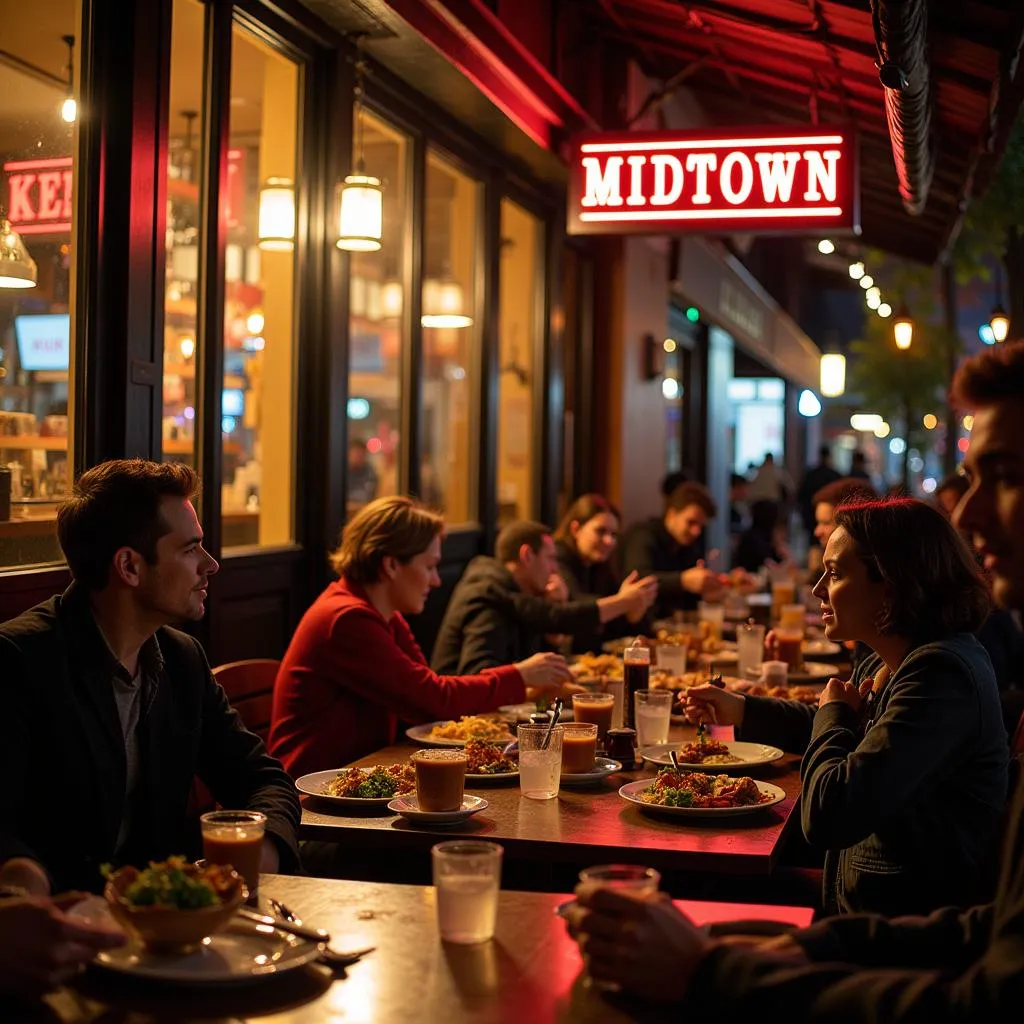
left=14, top=314, right=70, bottom=371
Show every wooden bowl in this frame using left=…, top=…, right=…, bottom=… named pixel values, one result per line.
left=104, top=864, right=245, bottom=955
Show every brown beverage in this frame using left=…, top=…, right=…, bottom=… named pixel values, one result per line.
left=560, top=723, right=598, bottom=774
left=572, top=693, right=615, bottom=746
left=200, top=810, right=266, bottom=899
left=622, top=643, right=650, bottom=731
left=774, top=629, right=804, bottom=671
left=412, top=749, right=468, bottom=812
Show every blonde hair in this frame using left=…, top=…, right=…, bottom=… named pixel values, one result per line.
left=330, top=496, right=445, bottom=584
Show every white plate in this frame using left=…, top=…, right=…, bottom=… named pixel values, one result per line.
left=618, top=778, right=787, bottom=819
left=743, top=662, right=839, bottom=684
left=698, top=650, right=739, bottom=666
left=803, top=639, right=841, bottom=657
left=638, top=741, right=784, bottom=771
left=387, top=794, right=489, bottom=825
left=69, top=897, right=321, bottom=984
left=294, top=769, right=413, bottom=807
left=405, top=722, right=514, bottom=748
left=559, top=757, right=623, bottom=786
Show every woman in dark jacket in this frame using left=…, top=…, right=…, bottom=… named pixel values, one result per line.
left=685, top=498, right=1007, bottom=918
left=554, top=494, right=653, bottom=654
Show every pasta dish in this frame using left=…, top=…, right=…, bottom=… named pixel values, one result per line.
left=428, top=715, right=513, bottom=743
left=324, top=763, right=416, bottom=798
left=638, top=769, right=771, bottom=808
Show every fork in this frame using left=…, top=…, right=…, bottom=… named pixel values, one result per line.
left=268, top=897, right=375, bottom=968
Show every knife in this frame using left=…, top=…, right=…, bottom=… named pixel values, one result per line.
left=236, top=906, right=331, bottom=944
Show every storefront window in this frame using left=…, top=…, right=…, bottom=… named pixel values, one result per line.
left=496, top=198, right=540, bottom=526
left=421, top=151, right=480, bottom=524
left=0, top=0, right=80, bottom=568
left=346, top=111, right=407, bottom=512
left=162, top=0, right=205, bottom=467
left=219, top=24, right=300, bottom=549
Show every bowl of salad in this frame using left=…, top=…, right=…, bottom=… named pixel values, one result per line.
left=103, top=855, right=245, bottom=954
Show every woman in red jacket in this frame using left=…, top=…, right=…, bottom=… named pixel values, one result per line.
left=269, top=496, right=571, bottom=778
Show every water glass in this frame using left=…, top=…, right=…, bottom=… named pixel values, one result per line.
left=517, top=724, right=564, bottom=800
left=633, top=689, right=673, bottom=747
left=736, top=622, right=766, bottom=677
left=656, top=642, right=688, bottom=677
left=432, top=840, right=503, bottom=944
left=760, top=660, right=789, bottom=685
left=697, top=601, right=725, bottom=642
left=578, top=863, right=661, bottom=897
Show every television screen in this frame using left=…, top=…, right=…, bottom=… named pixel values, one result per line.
left=14, top=314, right=70, bottom=371
left=222, top=388, right=244, bottom=417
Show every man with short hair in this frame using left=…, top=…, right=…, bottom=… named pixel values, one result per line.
left=0, top=459, right=300, bottom=902
left=797, top=444, right=841, bottom=538
left=565, top=341, right=1024, bottom=1021
left=431, top=520, right=656, bottom=674
left=620, top=482, right=724, bottom=620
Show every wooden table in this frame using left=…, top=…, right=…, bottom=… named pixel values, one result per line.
left=300, top=726, right=803, bottom=878
left=32, top=873, right=814, bottom=1023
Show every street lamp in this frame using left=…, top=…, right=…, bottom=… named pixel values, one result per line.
left=820, top=353, right=846, bottom=397
left=893, top=307, right=913, bottom=350
left=990, top=306, right=1010, bottom=343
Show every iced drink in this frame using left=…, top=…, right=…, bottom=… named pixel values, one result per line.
left=433, top=841, right=503, bottom=944
left=518, top=724, right=563, bottom=800
left=633, top=689, right=672, bottom=747
left=412, top=748, right=468, bottom=811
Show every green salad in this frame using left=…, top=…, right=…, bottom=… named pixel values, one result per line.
left=104, top=855, right=221, bottom=909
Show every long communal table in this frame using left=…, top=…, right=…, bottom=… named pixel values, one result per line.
left=35, top=873, right=814, bottom=1023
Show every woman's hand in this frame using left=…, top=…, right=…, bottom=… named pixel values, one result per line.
left=818, top=676, right=872, bottom=712
left=516, top=652, right=573, bottom=690
left=683, top=683, right=746, bottom=728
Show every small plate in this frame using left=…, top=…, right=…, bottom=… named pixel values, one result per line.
left=638, top=742, right=784, bottom=771
left=294, top=769, right=413, bottom=807
left=803, top=639, right=841, bottom=657
left=559, top=757, right=623, bottom=786
left=618, top=779, right=786, bottom=819
left=387, top=794, right=489, bottom=825
left=405, top=722, right=514, bottom=748
left=744, top=662, right=840, bottom=684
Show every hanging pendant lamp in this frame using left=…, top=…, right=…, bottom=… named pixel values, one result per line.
left=0, top=215, right=38, bottom=289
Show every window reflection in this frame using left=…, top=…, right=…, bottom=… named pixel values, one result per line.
left=421, top=151, right=480, bottom=524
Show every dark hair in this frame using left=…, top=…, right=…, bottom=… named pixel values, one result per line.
left=330, top=496, right=444, bottom=583
left=936, top=474, right=969, bottom=501
left=813, top=476, right=877, bottom=508
left=554, top=494, right=621, bottom=550
left=952, top=341, right=1024, bottom=409
left=832, top=498, right=990, bottom=641
left=666, top=481, right=717, bottom=518
left=660, top=469, right=692, bottom=498
left=57, top=459, right=200, bottom=591
left=496, top=520, right=551, bottom=564
left=749, top=499, right=780, bottom=533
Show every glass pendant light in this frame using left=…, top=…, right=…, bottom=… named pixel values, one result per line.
left=0, top=215, right=38, bottom=289
left=422, top=270, right=472, bottom=328
left=258, top=177, right=295, bottom=252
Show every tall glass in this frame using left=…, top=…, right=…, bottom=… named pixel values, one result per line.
left=771, top=580, right=797, bottom=621
left=200, top=810, right=266, bottom=900
left=774, top=628, right=804, bottom=671
left=518, top=724, right=564, bottom=800
left=736, top=622, right=766, bottom=677
left=633, top=689, right=673, bottom=747
left=432, top=840, right=503, bottom=944
left=560, top=722, right=598, bottom=774
left=697, top=601, right=725, bottom=643
left=656, top=642, right=687, bottom=677
left=779, top=604, right=806, bottom=630
left=572, top=692, right=615, bottom=750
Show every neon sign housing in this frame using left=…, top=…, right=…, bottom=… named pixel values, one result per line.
left=567, top=127, right=858, bottom=236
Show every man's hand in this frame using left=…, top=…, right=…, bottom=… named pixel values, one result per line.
left=617, top=571, right=658, bottom=621
left=681, top=562, right=726, bottom=599
left=545, top=574, right=569, bottom=604
left=566, top=887, right=711, bottom=1002
left=515, top=652, right=573, bottom=690
left=818, top=676, right=872, bottom=712
left=0, top=894, right=126, bottom=996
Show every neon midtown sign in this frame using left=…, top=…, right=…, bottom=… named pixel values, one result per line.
left=567, top=128, right=858, bottom=236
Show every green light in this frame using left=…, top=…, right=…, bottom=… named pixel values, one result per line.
left=685, top=306, right=700, bottom=323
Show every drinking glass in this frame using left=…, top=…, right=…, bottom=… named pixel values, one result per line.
left=518, top=724, right=564, bottom=800
left=736, top=622, right=766, bottom=677
left=774, top=627, right=804, bottom=670
left=697, top=601, right=725, bottom=643
left=200, top=810, right=266, bottom=900
left=760, top=660, right=789, bottom=685
left=412, top=748, right=468, bottom=811
left=779, top=603, right=806, bottom=630
left=633, top=689, right=673, bottom=746
left=560, top=722, right=598, bottom=774
left=771, top=580, right=797, bottom=621
left=432, top=840, right=503, bottom=944
left=656, top=642, right=687, bottom=677
left=572, top=692, right=615, bottom=749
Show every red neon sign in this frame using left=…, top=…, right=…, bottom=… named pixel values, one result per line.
left=567, top=127, right=858, bottom=236
left=3, top=157, right=74, bottom=235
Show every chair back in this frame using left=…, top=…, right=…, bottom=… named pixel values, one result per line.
left=212, top=659, right=280, bottom=743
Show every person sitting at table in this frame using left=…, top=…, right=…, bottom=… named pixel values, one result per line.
left=684, top=497, right=1006, bottom=919
left=733, top=499, right=790, bottom=573
left=565, top=338, right=1024, bottom=1023
left=619, top=481, right=725, bottom=621
left=553, top=493, right=657, bottom=654
left=431, top=518, right=657, bottom=673
left=269, top=498, right=571, bottom=779
left=0, top=460, right=301, bottom=899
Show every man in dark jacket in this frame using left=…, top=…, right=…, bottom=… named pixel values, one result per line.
left=431, top=520, right=655, bottom=674
left=564, top=341, right=1024, bottom=1020
left=619, top=481, right=724, bottom=620
left=0, top=460, right=300, bottom=900
left=797, top=444, right=840, bottom=538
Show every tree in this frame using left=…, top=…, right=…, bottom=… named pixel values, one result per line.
left=847, top=314, right=957, bottom=490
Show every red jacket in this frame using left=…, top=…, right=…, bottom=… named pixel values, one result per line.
left=269, top=579, right=525, bottom=778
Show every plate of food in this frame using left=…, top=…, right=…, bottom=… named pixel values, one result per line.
left=464, top=739, right=519, bottom=784
left=571, top=652, right=624, bottom=684
left=294, top=763, right=416, bottom=806
left=639, top=738, right=783, bottom=771
left=803, top=638, right=841, bottom=657
left=406, top=715, right=514, bottom=748
left=788, top=661, right=841, bottom=683
left=734, top=681, right=824, bottom=706
left=619, top=771, right=786, bottom=819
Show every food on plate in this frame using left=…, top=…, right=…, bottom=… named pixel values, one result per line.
left=654, top=622, right=723, bottom=655
left=464, top=739, right=518, bottom=775
left=676, top=735, right=742, bottom=765
left=571, top=652, right=624, bottom=684
left=638, top=769, right=771, bottom=808
left=102, top=856, right=236, bottom=909
left=428, top=715, right=513, bottom=743
left=745, top=683, right=821, bottom=705
left=324, top=763, right=416, bottom=798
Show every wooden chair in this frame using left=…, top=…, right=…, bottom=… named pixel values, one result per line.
left=212, top=658, right=281, bottom=743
